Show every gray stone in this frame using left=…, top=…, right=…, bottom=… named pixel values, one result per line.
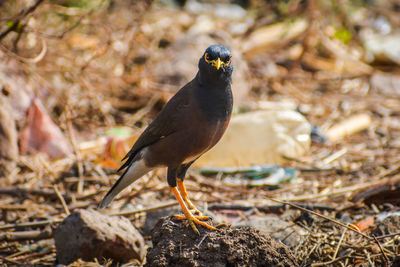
left=54, top=209, right=145, bottom=265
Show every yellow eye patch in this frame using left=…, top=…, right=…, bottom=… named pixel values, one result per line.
left=204, top=53, right=231, bottom=70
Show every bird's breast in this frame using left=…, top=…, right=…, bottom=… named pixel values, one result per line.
left=180, top=113, right=230, bottom=164
left=194, top=86, right=233, bottom=123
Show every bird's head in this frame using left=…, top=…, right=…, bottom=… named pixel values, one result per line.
left=198, top=45, right=233, bottom=83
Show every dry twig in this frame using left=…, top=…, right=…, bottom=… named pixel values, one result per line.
left=266, top=197, right=372, bottom=240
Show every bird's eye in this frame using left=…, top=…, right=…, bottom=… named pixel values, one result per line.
left=224, top=56, right=231, bottom=66
left=204, top=53, right=212, bottom=63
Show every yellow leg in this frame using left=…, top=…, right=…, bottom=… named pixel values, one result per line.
left=177, top=178, right=203, bottom=215
left=171, top=187, right=216, bottom=234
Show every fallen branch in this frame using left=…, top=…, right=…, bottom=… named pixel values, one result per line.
left=0, top=187, right=70, bottom=201
left=53, top=185, right=70, bottom=215
left=0, top=256, right=23, bottom=265
left=0, top=219, right=62, bottom=231
left=326, top=114, right=372, bottom=142
left=372, top=235, right=390, bottom=267
left=375, top=232, right=400, bottom=240
left=0, top=228, right=52, bottom=242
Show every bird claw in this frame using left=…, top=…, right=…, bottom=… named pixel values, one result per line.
left=172, top=214, right=216, bottom=234
left=170, top=186, right=216, bottom=234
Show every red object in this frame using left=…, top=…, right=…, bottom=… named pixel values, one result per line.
left=353, top=216, right=375, bottom=232
left=20, top=98, right=72, bottom=158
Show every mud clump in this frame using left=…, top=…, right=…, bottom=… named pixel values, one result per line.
left=54, top=209, right=145, bottom=265
left=145, top=216, right=298, bottom=267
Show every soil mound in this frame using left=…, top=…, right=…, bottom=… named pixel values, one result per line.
left=145, top=216, right=298, bottom=267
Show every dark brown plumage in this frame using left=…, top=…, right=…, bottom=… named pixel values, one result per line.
left=99, top=45, right=233, bottom=233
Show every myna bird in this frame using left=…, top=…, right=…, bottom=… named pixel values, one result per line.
left=99, top=45, right=233, bottom=233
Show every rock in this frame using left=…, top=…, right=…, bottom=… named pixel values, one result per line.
left=233, top=216, right=307, bottom=248
left=54, top=209, right=145, bottom=265
left=370, top=72, right=400, bottom=96
left=361, top=29, right=400, bottom=65
left=145, top=216, right=298, bottom=267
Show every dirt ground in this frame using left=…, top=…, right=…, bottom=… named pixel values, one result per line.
left=145, top=216, right=298, bottom=267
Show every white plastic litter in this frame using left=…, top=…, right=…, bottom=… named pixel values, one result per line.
left=194, top=109, right=311, bottom=167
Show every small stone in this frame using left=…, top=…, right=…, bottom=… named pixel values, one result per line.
left=54, top=209, right=145, bottom=265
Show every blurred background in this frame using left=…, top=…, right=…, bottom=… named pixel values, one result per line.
left=1, top=0, right=400, bottom=266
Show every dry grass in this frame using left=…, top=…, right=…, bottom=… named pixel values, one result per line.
left=1, top=0, right=400, bottom=266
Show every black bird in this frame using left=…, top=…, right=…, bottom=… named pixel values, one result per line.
left=99, top=45, right=233, bottom=233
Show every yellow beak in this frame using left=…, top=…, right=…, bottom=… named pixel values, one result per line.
left=214, top=58, right=222, bottom=70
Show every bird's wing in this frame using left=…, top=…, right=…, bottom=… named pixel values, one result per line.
left=118, top=83, right=192, bottom=171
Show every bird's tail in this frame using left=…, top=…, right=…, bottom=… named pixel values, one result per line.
left=98, top=158, right=152, bottom=209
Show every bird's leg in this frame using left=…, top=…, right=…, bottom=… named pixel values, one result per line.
left=176, top=161, right=205, bottom=216
left=177, top=178, right=204, bottom=216
left=171, top=187, right=216, bottom=234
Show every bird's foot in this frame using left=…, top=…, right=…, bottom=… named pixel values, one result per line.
left=173, top=214, right=209, bottom=221
left=177, top=179, right=204, bottom=216
left=170, top=186, right=216, bottom=234
left=173, top=213, right=216, bottom=234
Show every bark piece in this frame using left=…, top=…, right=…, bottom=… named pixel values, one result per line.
left=54, top=209, right=145, bottom=265
left=351, top=176, right=400, bottom=206
left=0, top=95, right=18, bottom=177
left=325, top=113, right=372, bottom=142
left=0, top=96, right=18, bottom=162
